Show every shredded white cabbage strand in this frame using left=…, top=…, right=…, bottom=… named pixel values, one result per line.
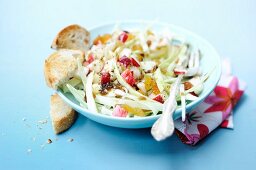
left=86, top=71, right=98, bottom=113
left=66, top=84, right=88, bottom=108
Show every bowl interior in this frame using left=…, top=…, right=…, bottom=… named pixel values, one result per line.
left=57, top=21, right=221, bottom=128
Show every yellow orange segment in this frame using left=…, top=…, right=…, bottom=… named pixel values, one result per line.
left=93, top=34, right=112, bottom=45
left=127, top=33, right=135, bottom=41
left=122, top=104, right=149, bottom=117
left=144, top=75, right=152, bottom=91
left=132, top=44, right=143, bottom=51
left=152, top=80, right=160, bottom=94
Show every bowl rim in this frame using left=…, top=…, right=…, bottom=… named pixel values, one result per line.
left=57, top=20, right=222, bottom=122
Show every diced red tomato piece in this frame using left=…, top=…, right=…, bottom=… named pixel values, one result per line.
left=112, top=105, right=128, bottom=117
left=87, top=53, right=94, bottom=63
left=119, top=55, right=131, bottom=67
left=118, top=32, right=128, bottom=43
left=101, top=72, right=111, bottom=85
left=121, top=69, right=136, bottom=86
left=131, top=57, right=140, bottom=67
left=153, top=94, right=164, bottom=103
left=174, top=69, right=186, bottom=75
left=83, top=61, right=89, bottom=67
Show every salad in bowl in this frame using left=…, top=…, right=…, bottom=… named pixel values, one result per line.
left=44, top=21, right=221, bottom=137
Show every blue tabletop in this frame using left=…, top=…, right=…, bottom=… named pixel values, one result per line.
left=1, top=0, right=255, bottom=169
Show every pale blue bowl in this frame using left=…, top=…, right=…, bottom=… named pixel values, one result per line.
left=57, top=21, right=221, bottom=128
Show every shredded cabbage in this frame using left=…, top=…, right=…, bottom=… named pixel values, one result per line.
left=62, top=77, right=81, bottom=93
left=154, top=68, right=165, bottom=92
left=95, top=95, right=163, bottom=113
left=100, top=106, right=113, bottom=116
left=77, top=59, right=87, bottom=87
left=113, top=89, right=162, bottom=115
left=180, top=84, right=186, bottom=122
left=148, top=47, right=168, bottom=59
left=159, top=44, right=184, bottom=69
left=66, top=84, right=87, bottom=108
left=138, top=32, right=149, bottom=52
left=86, top=71, right=98, bottom=113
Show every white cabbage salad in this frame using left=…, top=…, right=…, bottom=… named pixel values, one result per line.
left=61, top=26, right=209, bottom=119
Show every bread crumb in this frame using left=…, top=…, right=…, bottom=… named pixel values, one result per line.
left=55, top=138, right=58, bottom=141
left=37, top=125, right=42, bottom=129
left=22, top=117, right=27, bottom=121
left=67, top=138, right=74, bottom=142
left=38, top=119, right=48, bottom=124
left=47, top=139, right=52, bottom=144
left=27, top=149, right=32, bottom=154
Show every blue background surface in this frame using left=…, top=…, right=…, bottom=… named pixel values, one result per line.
left=0, top=0, right=255, bottom=169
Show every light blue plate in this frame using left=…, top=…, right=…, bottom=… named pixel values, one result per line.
left=57, top=21, right=221, bottom=129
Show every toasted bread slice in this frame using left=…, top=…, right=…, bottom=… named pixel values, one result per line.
left=51, top=24, right=90, bottom=52
left=44, top=49, right=84, bottom=89
left=50, top=94, right=77, bottom=134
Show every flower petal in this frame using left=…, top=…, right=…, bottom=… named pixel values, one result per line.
left=222, top=104, right=232, bottom=120
left=214, top=86, right=229, bottom=99
left=197, top=124, right=209, bottom=139
left=229, top=76, right=239, bottom=95
left=204, top=101, right=230, bottom=113
left=205, top=95, right=224, bottom=104
left=220, top=119, right=229, bottom=128
left=232, top=90, right=244, bottom=106
left=185, top=133, right=200, bottom=145
left=175, top=129, right=189, bottom=144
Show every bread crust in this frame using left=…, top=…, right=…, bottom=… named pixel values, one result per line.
left=50, top=94, right=77, bottom=134
left=44, top=49, right=84, bottom=89
left=51, top=24, right=90, bottom=52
